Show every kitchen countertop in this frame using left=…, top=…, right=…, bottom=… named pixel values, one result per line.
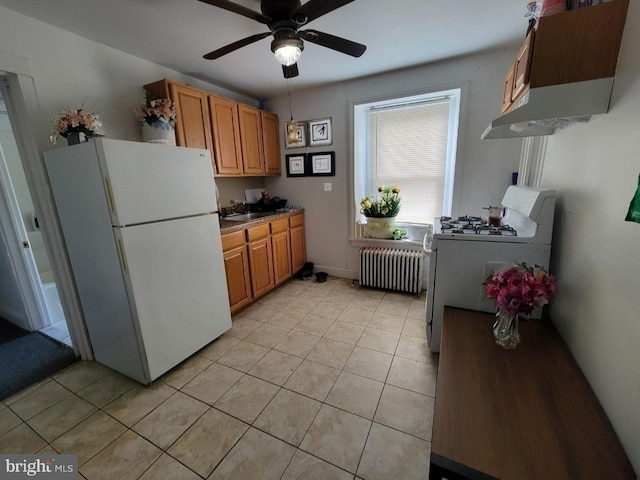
left=219, top=208, right=305, bottom=234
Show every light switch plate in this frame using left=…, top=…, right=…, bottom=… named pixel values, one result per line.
left=324, top=183, right=332, bottom=192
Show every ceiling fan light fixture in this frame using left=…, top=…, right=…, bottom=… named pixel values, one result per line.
left=271, top=37, right=303, bottom=66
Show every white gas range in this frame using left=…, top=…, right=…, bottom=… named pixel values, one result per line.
left=424, top=186, right=556, bottom=352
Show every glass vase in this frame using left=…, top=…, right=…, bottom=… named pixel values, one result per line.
left=492, top=313, right=521, bottom=349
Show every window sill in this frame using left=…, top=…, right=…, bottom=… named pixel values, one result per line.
left=349, top=237, right=426, bottom=251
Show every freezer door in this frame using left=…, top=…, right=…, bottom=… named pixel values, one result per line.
left=116, top=214, right=231, bottom=381
left=96, top=139, right=217, bottom=226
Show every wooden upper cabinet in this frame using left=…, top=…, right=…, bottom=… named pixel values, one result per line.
left=144, top=78, right=283, bottom=177
left=238, top=104, right=265, bottom=175
left=512, top=30, right=534, bottom=103
left=528, top=0, right=628, bottom=89
left=144, top=79, right=213, bottom=161
left=501, top=65, right=516, bottom=114
left=208, top=94, right=243, bottom=175
left=169, top=83, right=212, bottom=152
left=501, top=0, right=629, bottom=113
left=261, top=110, right=282, bottom=175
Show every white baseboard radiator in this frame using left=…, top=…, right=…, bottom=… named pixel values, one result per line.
left=359, top=247, right=424, bottom=294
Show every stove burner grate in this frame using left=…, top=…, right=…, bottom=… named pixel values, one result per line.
left=439, top=216, right=518, bottom=236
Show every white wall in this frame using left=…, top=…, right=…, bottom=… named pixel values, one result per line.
left=0, top=6, right=258, bottom=350
left=540, top=2, right=640, bottom=473
left=0, top=6, right=258, bottom=156
left=265, top=47, right=523, bottom=277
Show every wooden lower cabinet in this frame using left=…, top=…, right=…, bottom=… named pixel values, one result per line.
left=222, top=246, right=252, bottom=313
left=289, top=214, right=306, bottom=274
left=246, top=222, right=275, bottom=299
left=221, top=231, right=252, bottom=314
left=271, top=218, right=292, bottom=285
left=247, top=237, right=275, bottom=298
left=221, top=213, right=305, bottom=312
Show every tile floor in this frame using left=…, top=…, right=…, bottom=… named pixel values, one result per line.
left=41, top=320, right=72, bottom=347
left=0, top=276, right=438, bottom=479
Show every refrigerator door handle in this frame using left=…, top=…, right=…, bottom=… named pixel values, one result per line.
left=117, top=238, right=128, bottom=274
left=104, top=176, right=117, bottom=217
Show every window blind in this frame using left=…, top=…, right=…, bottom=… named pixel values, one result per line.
left=368, top=100, right=450, bottom=224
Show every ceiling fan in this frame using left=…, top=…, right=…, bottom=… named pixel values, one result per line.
left=198, top=0, right=367, bottom=79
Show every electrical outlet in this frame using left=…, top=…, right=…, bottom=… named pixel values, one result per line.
left=324, top=183, right=332, bottom=192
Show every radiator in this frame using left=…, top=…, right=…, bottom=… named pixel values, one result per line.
left=359, top=247, right=424, bottom=294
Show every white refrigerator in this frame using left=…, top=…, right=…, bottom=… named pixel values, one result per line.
left=44, top=139, right=231, bottom=384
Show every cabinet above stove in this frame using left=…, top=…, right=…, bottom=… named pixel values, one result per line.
left=483, top=0, right=629, bottom=139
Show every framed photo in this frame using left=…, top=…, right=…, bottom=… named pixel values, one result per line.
left=309, top=151, right=335, bottom=176
left=284, top=122, right=307, bottom=149
left=308, top=118, right=332, bottom=146
left=286, top=154, right=307, bottom=177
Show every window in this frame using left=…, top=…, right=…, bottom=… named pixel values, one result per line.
left=353, top=88, right=461, bottom=225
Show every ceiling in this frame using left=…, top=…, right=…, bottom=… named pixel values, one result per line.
left=0, top=0, right=527, bottom=100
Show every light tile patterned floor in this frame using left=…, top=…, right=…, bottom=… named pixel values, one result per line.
left=0, top=277, right=438, bottom=479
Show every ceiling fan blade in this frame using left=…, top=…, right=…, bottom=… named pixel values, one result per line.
left=300, top=30, right=366, bottom=57
left=203, top=32, right=271, bottom=60
left=198, top=0, right=271, bottom=24
left=291, top=0, right=355, bottom=25
left=283, top=63, right=299, bottom=79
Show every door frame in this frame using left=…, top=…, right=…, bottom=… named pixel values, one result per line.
left=0, top=65, right=91, bottom=359
left=0, top=129, right=49, bottom=331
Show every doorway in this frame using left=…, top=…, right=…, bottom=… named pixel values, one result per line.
left=0, top=87, right=71, bottom=346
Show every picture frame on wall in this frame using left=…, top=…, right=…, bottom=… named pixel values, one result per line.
left=308, top=118, right=332, bottom=146
left=309, top=151, right=335, bottom=176
left=284, top=122, right=307, bottom=149
left=286, top=153, right=307, bottom=177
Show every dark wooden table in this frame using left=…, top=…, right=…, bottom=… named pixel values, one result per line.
left=430, top=307, right=636, bottom=480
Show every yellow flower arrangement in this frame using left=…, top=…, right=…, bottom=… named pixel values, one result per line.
left=360, top=186, right=401, bottom=218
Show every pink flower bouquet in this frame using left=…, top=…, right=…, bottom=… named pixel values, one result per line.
left=135, top=97, right=176, bottom=126
left=483, top=263, right=556, bottom=318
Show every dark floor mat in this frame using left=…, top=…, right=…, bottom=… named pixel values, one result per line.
left=0, top=332, right=77, bottom=400
left=0, top=317, right=29, bottom=346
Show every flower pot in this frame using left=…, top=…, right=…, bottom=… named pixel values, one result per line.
left=365, top=217, right=396, bottom=239
left=66, top=131, right=86, bottom=146
left=141, top=121, right=176, bottom=146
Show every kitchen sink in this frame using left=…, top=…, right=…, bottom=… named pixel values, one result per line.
left=221, top=212, right=277, bottom=222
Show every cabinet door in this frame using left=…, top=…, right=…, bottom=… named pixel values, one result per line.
left=209, top=95, right=243, bottom=175
left=290, top=214, right=306, bottom=274
left=261, top=111, right=282, bottom=175
left=501, top=65, right=516, bottom=113
left=238, top=104, right=265, bottom=175
left=248, top=237, right=274, bottom=298
left=168, top=83, right=213, bottom=154
left=272, top=230, right=292, bottom=285
left=223, top=245, right=253, bottom=313
left=512, top=30, right=535, bottom=103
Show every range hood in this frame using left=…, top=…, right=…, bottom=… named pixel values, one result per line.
left=481, top=77, right=615, bottom=139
